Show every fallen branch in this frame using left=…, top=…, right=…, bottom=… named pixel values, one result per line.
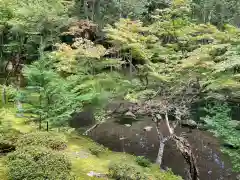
left=173, top=135, right=199, bottom=180
left=83, top=103, right=124, bottom=135
left=83, top=122, right=101, bottom=135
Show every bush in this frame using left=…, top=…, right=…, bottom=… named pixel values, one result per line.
left=6, top=146, right=72, bottom=180
left=108, top=162, right=148, bottom=180
left=154, top=169, right=182, bottom=180
left=0, top=127, right=21, bottom=153
left=89, top=144, right=107, bottom=156
left=16, top=131, right=67, bottom=150
left=0, top=127, right=21, bottom=145
left=0, top=85, right=17, bottom=103
left=135, top=156, right=151, bottom=167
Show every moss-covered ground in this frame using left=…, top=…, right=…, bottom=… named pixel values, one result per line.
left=0, top=104, right=181, bottom=180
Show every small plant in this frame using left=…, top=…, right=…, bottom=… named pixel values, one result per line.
left=89, top=144, right=107, bottom=156
left=108, top=162, right=148, bottom=180
left=6, top=146, right=72, bottom=180
left=135, top=156, right=151, bottom=167
left=154, top=169, right=183, bottom=180
left=16, top=131, right=67, bottom=150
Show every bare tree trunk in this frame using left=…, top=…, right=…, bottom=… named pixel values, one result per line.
left=154, top=112, right=199, bottom=180
left=156, top=140, right=165, bottom=165
left=155, top=112, right=173, bottom=167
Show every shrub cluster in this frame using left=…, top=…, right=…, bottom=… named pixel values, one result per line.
left=135, top=156, right=151, bottom=167
left=0, top=127, right=21, bottom=153
left=108, top=162, right=148, bottom=180
left=6, top=131, right=72, bottom=180
left=89, top=143, right=107, bottom=156
left=16, top=131, right=67, bottom=150
left=154, top=169, right=183, bottom=180
left=6, top=146, right=72, bottom=180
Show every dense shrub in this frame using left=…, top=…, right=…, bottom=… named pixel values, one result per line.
left=0, top=127, right=21, bottom=153
left=108, top=162, right=148, bottom=180
left=154, top=170, right=183, bottom=180
left=89, top=144, right=107, bottom=156
left=0, top=127, right=21, bottom=145
left=0, top=85, right=17, bottom=103
left=16, top=131, right=67, bottom=150
left=6, top=146, right=72, bottom=180
left=135, top=156, right=151, bottom=167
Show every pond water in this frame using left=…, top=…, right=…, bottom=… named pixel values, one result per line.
left=89, top=118, right=239, bottom=180
left=1, top=90, right=239, bottom=179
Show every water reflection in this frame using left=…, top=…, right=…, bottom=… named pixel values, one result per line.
left=89, top=120, right=238, bottom=179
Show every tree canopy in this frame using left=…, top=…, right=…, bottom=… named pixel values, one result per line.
left=0, top=0, right=240, bottom=178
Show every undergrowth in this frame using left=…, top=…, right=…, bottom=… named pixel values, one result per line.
left=0, top=107, right=182, bottom=180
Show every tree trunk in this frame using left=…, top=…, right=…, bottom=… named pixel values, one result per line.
left=156, top=140, right=165, bottom=166
left=155, top=112, right=173, bottom=167
left=2, top=85, right=6, bottom=105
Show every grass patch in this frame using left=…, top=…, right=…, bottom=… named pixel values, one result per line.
left=0, top=158, right=7, bottom=180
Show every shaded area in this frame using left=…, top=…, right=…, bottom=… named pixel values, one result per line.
left=88, top=118, right=238, bottom=180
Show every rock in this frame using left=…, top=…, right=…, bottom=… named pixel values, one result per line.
left=197, top=124, right=208, bottom=131
left=119, top=136, right=127, bottom=140
left=87, top=171, right=106, bottom=178
left=143, top=126, right=153, bottom=132
left=181, top=119, right=197, bottom=128
left=124, top=111, right=136, bottom=119
left=68, top=109, right=95, bottom=128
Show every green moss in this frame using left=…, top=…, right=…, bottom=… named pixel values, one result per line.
left=0, top=108, right=36, bottom=133
left=0, top=158, right=7, bottom=180
left=0, top=107, right=182, bottom=180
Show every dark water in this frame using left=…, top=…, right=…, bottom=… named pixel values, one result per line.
left=89, top=118, right=239, bottom=180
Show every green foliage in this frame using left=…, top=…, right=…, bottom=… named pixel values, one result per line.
left=202, top=102, right=240, bottom=172
left=21, top=36, right=134, bottom=126
left=0, top=112, right=22, bottom=153
left=135, top=156, right=151, bottom=167
left=0, top=127, right=19, bottom=153
left=6, top=146, right=72, bottom=180
left=191, top=0, right=240, bottom=27
left=1, top=0, right=240, bottom=178
left=153, top=169, right=183, bottom=180
left=89, top=144, right=107, bottom=156
left=108, top=162, right=148, bottom=180
left=72, top=0, right=150, bottom=27
left=0, top=127, right=20, bottom=146
left=0, top=0, right=72, bottom=65
left=16, top=132, right=67, bottom=150
left=0, top=85, right=17, bottom=103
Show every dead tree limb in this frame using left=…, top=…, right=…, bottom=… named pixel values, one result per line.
left=83, top=103, right=124, bottom=135
left=173, top=135, right=200, bottom=180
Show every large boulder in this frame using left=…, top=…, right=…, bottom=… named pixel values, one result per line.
left=180, top=119, right=197, bottom=128
left=68, top=109, right=95, bottom=128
